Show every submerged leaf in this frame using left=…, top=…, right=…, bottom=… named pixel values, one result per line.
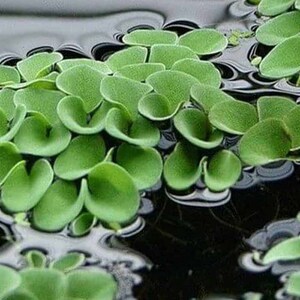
left=70, top=212, right=97, bottom=237
left=50, top=253, right=85, bottom=273
left=0, top=265, right=21, bottom=298
left=33, top=180, right=85, bottom=231
left=54, top=135, right=106, bottom=180
left=239, top=119, right=291, bottom=166
left=84, top=162, right=140, bottom=225
left=2, top=159, right=53, bottom=212
left=0, top=65, right=20, bottom=85
left=56, top=65, right=105, bottom=113
left=209, top=100, right=258, bottom=135
left=116, top=143, right=163, bottom=190
left=284, top=106, right=300, bottom=151
left=164, top=142, right=203, bottom=190
left=174, top=108, right=223, bottom=149
left=258, top=0, right=295, bottom=16
left=149, top=44, right=198, bottom=69
left=178, top=29, right=228, bottom=55
left=203, top=150, right=242, bottom=191
left=256, top=11, right=300, bottom=46
left=123, top=29, right=178, bottom=46
left=259, top=35, right=300, bottom=78
left=17, top=52, right=63, bottom=81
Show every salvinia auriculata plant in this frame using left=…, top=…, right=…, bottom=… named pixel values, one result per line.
left=0, top=19, right=299, bottom=236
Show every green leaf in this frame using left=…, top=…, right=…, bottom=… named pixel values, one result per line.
left=296, top=0, right=300, bottom=9
left=20, top=268, right=66, bottom=300
left=84, top=162, right=140, bottom=225
left=0, top=142, right=22, bottom=184
left=57, top=96, right=110, bottom=135
left=2, top=289, right=37, bottom=300
left=239, top=119, right=291, bottom=166
left=138, top=93, right=182, bottom=121
left=0, top=65, right=20, bottom=86
left=24, top=250, right=47, bottom=268
left=123, top=29, right=178, bottom=46
left=66, top=269, right=117, bottom=300
left=105, top=108, right=160, bottom=147
left=116, top=143, right=163, bottom=190
left=263, top=236, right=300, bottom=264
left=0, top=265, right=21, bottom=298
left=56, top=65, right=105, bottom=113
left=33, top=180, right=85, bottom=231
left=50, top=253, right=85, bottom=273
left=106, top=46, right=147, bottom=72
left=1, top=159, right=53, bottom=212
left=114, top=63, right=165, bottom=82
left=146, top=70, right=198, bottom=110
left=70, top=212, right=97, bottom=237
left=0, top=89, right=16, bottom=121
left=178, top=29, right=228, bottom=55
left=14, top=115, right=71, bottom=157
left=284, top=106, right=300, bottom=151
left=174, top=108, right=223, bottom=149
left=6, top=75, right=57, bottom=90
left=256, top=11, right=300, bottom=46
left=171, top=58, right=222, bottom=88
left=259, top=35, right=300, bottom=79
left=257, top=96, right=296, bottom=121
left=209, top=100, right=258, bottom=135
left=57, top=58, right=112, bottom=74
left=163, top=142, right=203, bottom=190
left=100, top=76, right=152, bottom=120
left=203, top=150, right=242, bottom=191
left=17, top=52, right=63, bottom=81
left=54, top=135, right=106, bottom=180
left=190, top=83, right=235, bottom=112
left=286, top=271, right=300, bottom=296
left=14, top=88, right=65, bottom=125
left=258, top=0, right=295, bottom=16
left=149, top=44, right=198, bottom=69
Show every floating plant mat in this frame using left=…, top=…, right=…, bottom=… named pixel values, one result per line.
left=1, top=0, right=300, bottom=298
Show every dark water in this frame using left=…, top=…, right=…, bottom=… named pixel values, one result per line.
left=0, top=0, right=300, bottom=299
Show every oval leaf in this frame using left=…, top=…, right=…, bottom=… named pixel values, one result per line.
left=50, top=253, right=85, bottom=273
left=286, top=271, right=300, bottom=296
left=0, top=65, right=20, bottom=86
left=284, top=106, right=300, bottom=151
left=258, top=0, right=295, bottom=16
left=25, top=250, right=47, bottom=268
left=70, top=212, right=97, bottom=237
left=0, top=265, right=21, bottom=298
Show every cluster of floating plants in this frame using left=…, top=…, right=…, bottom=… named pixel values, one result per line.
left=0, top=251, right=117, bottom=299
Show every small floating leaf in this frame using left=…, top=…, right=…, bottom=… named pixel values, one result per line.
left=286, top=271, right=300, bottom=296
left=25, top=250, right=47, bottom=268
left=178, top=29, right=228, bottom=55
left=20, top=268, right=66, bottom=300
left=138, top=93, right=181, bottom=121
left=116, top=143, right=163, bottom=190
left=191, top=83, right=235, bottom=112
left=66, top=270, right=117, bottom=300
left=84, top=162, right=140, bottom=225
left=164, top=142, right=203, bottom=190
left=174, top=108, right=223, bottom=149
left=57, top=58, right=111, bottom=74
left=203, top=150, right=242, bottom=191
left=50, top=253, right=85, bottom=273
left=106, top=46, right=147, bottom=72
left=2, top=159, right=53, bottom=212
left=257, top=96, right=296, bottom=121
left=33, top=180, right=85, bottom=231
left=259, top=35, right=300, bottom=79
left=14, top=88, right=65, bottom=125
left=115, top=63, right=165, bottom=82
left=105, top=108, right=160, bottom=147
left=123, top=29, right=178, bottom=46
left=57, top=96, right=110, bottom=135
left=284, top=106, right=300, bottom=151
left=256, top=11, right=300, bottom=46
left=56, top=65, right=105, bottom=113
left=149, top=44, right=198, bottom=69
left=0, top=89, right=16, bottom=121
left=0, top=265, right=21, bottom=298
left=171, top=58, right=222, bottom=87
left=258, top=0, right=295, bottom=16
left=70, top=212, right=97, bottom=237
left=209, top=100, right=258, bottom=135
left=100, top=76, right=152, bottom=120
left=14, top=115, right=71, bottom=157
left=0, top=65, right=20, bottom=85
left=17, top=52, right=63, bottom=81
left=239, top=119, right=291, bottom=166
left=263, top=236, right=300, bottom=264
left=54, top=135, right=106, bottom=180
